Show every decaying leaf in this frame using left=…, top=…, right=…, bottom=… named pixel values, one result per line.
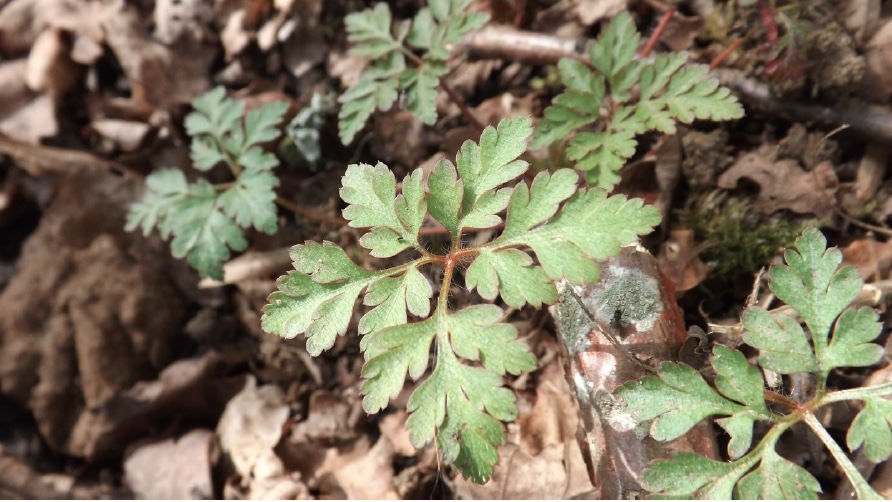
left=217, top=376, right=309, bottom=500
left=123, top=429, right=214, bottom=500
left=717, top=147, right=838, bottom=218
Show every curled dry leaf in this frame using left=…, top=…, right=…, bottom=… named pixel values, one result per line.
left=717, top=148, right=838, bottom=219
left=217, top=376, right=308, bottom=500
left=841, top=236, right=892, bottom=281
left=25, top=28, right=79, bottom=97
left=657, top=229, right=714, bottom=293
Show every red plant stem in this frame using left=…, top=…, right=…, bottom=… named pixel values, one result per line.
left=439, top=77, right=486, bottom=133
left=709, top=38, right=743, bottom=70
left=640, top=7, right=676, bottom=59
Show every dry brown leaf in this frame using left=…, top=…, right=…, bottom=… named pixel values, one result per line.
left=153, top=0, right=215, bottom=45
left=123, top=429, right=214, bottom=499
left=283, top=31, right=327, bottom=79
left=657, top=229, right=715, bottom=293
left=843, top=0, right=881, bottom=44
left=841, top=237, right=892, bottom=281
left=217, top=376, right=308, bottom=499
left=25, top=28, right=79, bottom=97
left=220, top=8, right=251, bottom=60
left=0, top=93, right=56, bottom=143
left=378, top=411, right=416, bottom=457
left=333, top=437, right=399, bottom=499
left=89, top=119, right=151, bottom=153
left=659, top=11, right=704, bottom=52
left=572, top=0, right=626, bottom=25
left=717, top=148, right=838, bottom=218
left=217, top=376, right=289, bottom=478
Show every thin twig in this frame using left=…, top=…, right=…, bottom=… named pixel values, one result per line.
left=438, top=77, right=486, bottom=133
left=835, top=207, right=892, bottom=239
left=275, top=196, right=349, bottom=227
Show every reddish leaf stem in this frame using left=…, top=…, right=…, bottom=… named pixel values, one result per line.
left=640, top=7, right=676, bottom=59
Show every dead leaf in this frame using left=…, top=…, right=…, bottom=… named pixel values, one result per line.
left=863, top=18, right=892, bottom=99
left=89, top=119, right=151, bottom=153
left=843, top=0, right=881, bottom=44
left=572, top=0, right=626, bottom=25
left=841, top=237, right=892, bottom=281
left=378, top=411, right=415, bottom=457
left=123, top=429, right=214, bottom=499
left=717, top=148, right=838, bottom=218
left=217, top=376, right=308, bottom=499
left=25, top=28, right=79, bottom=97
left=283, top=30, right=327, bottom=79
left=218, top=376, right=289, bottom=478
left=334, top=437, right=399, bottom=499
left=660, top=10, right=705, bottom=52
left=0, top=93, right=56, bottom=143
left=658, top=229, right=715, bottom=293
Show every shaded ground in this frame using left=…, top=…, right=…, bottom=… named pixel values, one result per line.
left=1, top=0, right=892, bottom=498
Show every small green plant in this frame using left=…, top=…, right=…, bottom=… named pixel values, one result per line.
left=616, top=228, right=890, bottom=499
left=532, top=12, right=744, bottom=190
left=126, top=88, right=288, bottom=279
left=261, top=117, right=661, bottom=482
left=338, top=0, right=488, bottom=144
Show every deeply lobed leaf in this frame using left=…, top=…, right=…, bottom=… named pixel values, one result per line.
left=341, top=162, right=426, bottom=256
left=769, top=228, right=862, bottom=352
left=617, top=361, right=746, bottom=442
left=735, top=449, right=821, bottom=499
left=126, top=168, right=190, bottom=238
left=338, top=0, right=489, bottom=144
left=532, top=12, right=743, bottom=190
left=847, top=397, right=892, bottom=463
left=742, top=308, right=818, bottom=374
left=167, top=180, right=248, bottom=280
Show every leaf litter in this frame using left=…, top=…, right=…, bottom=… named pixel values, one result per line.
left=1, top=0, right=892, bottom=499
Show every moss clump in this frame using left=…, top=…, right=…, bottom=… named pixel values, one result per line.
left=678, top=194, right=810, bottom=278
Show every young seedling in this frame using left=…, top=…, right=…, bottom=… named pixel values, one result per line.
left=616, top=228, right=889, bottom=499
left=261, top=117, right=662, bottom=482
left=338, top=0, right=489, bottom=145
left=126, top=88, right=288, bottom=279
left=532, top=12, right=744, bottom=190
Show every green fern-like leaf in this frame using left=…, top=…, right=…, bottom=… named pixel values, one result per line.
left=337, top=1, right=489, bottom=144
left=127, top=87, right=287, bottom=279
left=263, top=116, right=660, bottom=482
left=533, top=11, right=743, bottom=190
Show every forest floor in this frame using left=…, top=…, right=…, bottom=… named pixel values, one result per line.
left=1, top=0, right=892, bottom=499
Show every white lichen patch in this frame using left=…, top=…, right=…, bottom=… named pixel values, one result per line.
left=587, top=261, right=662, bottom=333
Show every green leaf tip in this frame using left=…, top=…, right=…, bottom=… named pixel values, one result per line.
left=533, top=11, right=743, bottom=190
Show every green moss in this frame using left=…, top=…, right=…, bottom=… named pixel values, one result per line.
left=678, top=195, right=812, bottom=279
